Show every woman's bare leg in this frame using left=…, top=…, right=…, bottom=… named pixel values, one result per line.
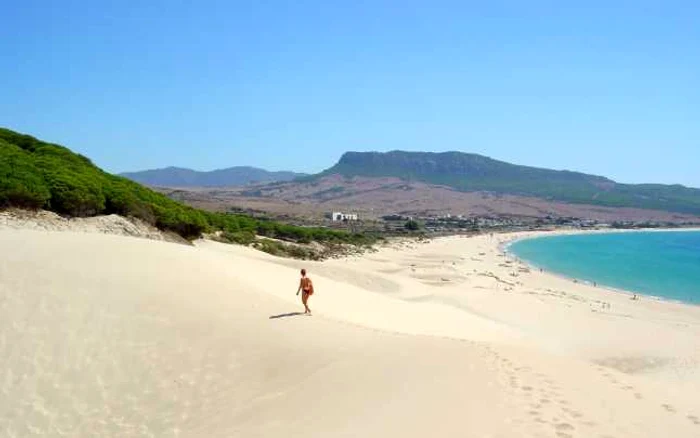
left=301, top=292, right=309, bottom=313
left=302, top=292, right=311, bottom=313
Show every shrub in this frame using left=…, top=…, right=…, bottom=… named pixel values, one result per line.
left=256, top=239, right=284, bottom=256
left=0, top=140, right=51, bottom=208
left=221, top=230, right=256, bottom=245
left=405, top=219, right=421, bottom=231
left=44, top=171, right=106, bottom=216
left=254, top=239, right=321, bottom=260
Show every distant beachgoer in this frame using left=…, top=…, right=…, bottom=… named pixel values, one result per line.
left=296, top=268, right=314, bottom=314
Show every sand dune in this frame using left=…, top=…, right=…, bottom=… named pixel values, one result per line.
left=1, top=229, right=700, bottom=437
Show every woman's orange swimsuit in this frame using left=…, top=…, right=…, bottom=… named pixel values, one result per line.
left=301, top=277, right=313, bottom=295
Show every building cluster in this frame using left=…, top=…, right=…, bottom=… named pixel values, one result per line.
left=331, top=211, right=358, bottom=222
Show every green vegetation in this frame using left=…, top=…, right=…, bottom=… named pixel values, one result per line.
left=404, top=219, right=421, bottom=231
left=219, top=230, right=257, bottom=245
left=252, top=239, right=323, bottom=260
left=205, top=211, right=376, bottom=246
left=0, top=128, right=376, bottom=250
left=322, top=151, right=700, bottom=215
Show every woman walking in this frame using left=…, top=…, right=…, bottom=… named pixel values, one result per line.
left=296, top=268, right=314, bottom=314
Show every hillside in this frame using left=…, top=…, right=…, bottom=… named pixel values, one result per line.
left=171, top=175, right=700, bottom=224
left=322, top=151, right=700, bottom=215
left=0, top=127, right=374, bottom=249
left=121, top=166, right=306, bottom=187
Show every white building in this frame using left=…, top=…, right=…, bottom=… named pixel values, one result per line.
left=331, top=211, right=358, bottom=222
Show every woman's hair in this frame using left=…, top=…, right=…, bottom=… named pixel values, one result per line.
left=301, top=268, right=306, bottom=276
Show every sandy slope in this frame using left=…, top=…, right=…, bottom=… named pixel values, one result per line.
left=1, top=229, right=700, bottom=437
left=0, top=209, right=182, bottom=243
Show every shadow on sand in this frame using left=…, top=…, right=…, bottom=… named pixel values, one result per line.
left=269, top=312, right=304, bottom=319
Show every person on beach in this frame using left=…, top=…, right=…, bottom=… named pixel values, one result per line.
left=296, top=268, right=314, bottom=314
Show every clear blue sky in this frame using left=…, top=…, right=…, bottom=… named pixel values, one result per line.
left=1, top=1, right=698, bottom=186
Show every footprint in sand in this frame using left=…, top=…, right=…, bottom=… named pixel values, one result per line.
left=544, top=381, right=560, bottom=391
left=661, top=404, right=676, bottom=413
left=554, top=423, right=575, bottom=431
left=686, top=415, right=700, bottom=425
left=563, top=407, right=583, bottom=419
left=543, top=388, right=561, bottom=399
left=554, top=422, right=575, bottom=438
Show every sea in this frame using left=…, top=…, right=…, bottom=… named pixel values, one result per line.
left=508, top=231, right=700, bottom=305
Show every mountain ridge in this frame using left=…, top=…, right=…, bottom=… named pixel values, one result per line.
left=116, top=149, right=700, bottom=216
left=328, top=150, right=614, bottom=183
left=317, top=150, right=700, bottom=215
left=121, top=166, right=306, bottom=187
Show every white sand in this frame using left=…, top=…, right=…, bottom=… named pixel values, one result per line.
left=1, top=227, right=700, bottom=437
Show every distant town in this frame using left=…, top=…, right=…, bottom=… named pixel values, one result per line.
left=375, top=213, right=699, bottom=235
left=231, top=206, right=700, bottom=237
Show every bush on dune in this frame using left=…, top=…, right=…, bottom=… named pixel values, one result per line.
left=0, top=140, right=51, bottom=208
left=0, top=128, right=376, bottom=250
left=220, top=230, right=256, bottom=245
left=43, top=170, right=106, bottom=216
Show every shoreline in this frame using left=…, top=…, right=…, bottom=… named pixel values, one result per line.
left=498, top=228, right=700, bottom=308
left=338, top=230, right=700, bottom=381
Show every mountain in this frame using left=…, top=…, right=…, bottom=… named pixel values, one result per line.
left=172, top=173, right=699, bottom=224
left=320, top=151, right=700, bottom=215
left=120, top=166, right=306, bottom=187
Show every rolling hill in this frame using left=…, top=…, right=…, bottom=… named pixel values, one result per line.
left=121, top=166, right=306, bottom=187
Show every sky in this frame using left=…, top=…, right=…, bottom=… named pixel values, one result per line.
left=1, top=1, right=699, bottom=186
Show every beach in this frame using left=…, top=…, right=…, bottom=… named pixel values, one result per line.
left=2, top=226, right=700, bottom=437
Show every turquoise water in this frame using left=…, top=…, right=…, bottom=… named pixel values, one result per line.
left=508, top=231, right=700, bottom=304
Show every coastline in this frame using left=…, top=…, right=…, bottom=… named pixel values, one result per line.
left=331, top=230, right=700, bottom=383
left=501, top=228, right=700, bottom=307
